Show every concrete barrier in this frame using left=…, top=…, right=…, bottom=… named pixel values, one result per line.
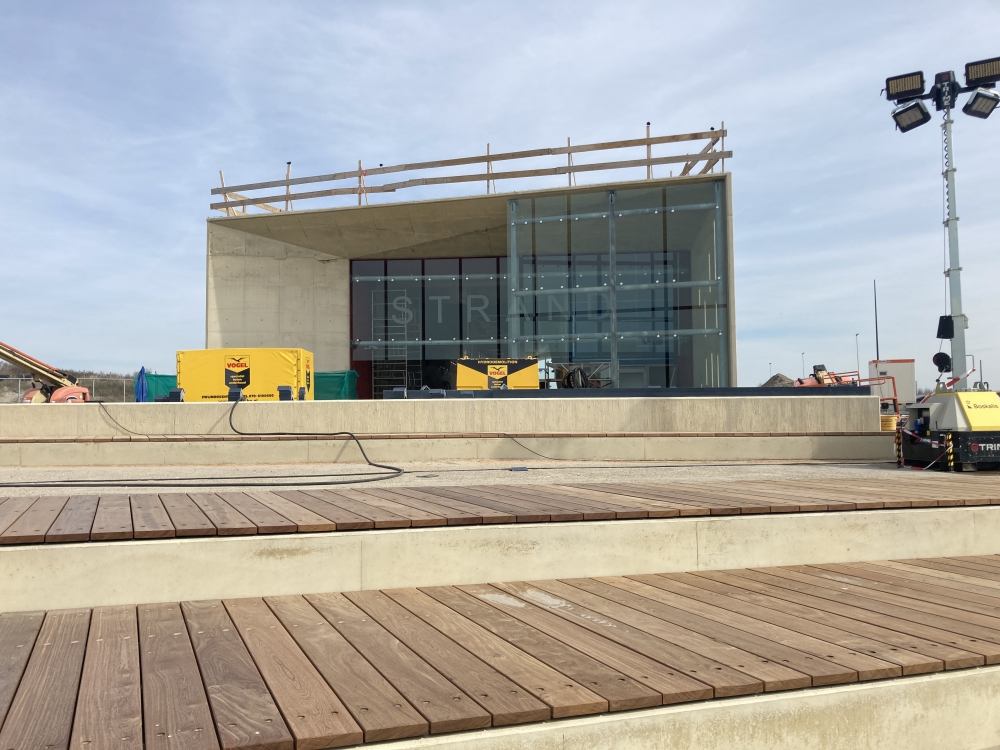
left=0, top=395, right=881, bottom=439
left=4, top=505, right=996, bottom=611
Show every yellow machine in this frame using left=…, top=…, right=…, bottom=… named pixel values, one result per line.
left=902, top=389, right=1000, bottom=470
left=177, top=348, right=314, bottom=402
left=451, top=357, right=538, bottom=390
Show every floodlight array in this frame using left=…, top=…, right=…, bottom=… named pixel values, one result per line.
left=966, top=56, right=1000, bottom=87
left=963, top=88, right=1000, bottom=119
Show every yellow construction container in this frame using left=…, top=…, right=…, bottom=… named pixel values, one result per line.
left=451, top=357, right=538, bottom=390
left=176, top=348, right=314, bottom=402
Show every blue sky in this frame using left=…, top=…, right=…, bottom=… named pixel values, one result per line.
left=1, top=2, right=998, bottom=388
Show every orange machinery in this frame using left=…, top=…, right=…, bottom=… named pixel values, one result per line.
left=795, top=364, right=900, bottom=416
left=0, top=339, right=90, bottom=403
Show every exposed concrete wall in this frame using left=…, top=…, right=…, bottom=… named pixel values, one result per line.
left=358, top=668, right=1000, bottom=750
left=206, top=223, right=350, bottom=370
left=0, top=435, right=894, bottom=467
left=3, top=506, right=995, bottom=611
left=0, top=395, right=881, bottom=438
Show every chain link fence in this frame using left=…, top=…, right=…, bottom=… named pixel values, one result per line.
left=0, top=377, right=136, bottom=403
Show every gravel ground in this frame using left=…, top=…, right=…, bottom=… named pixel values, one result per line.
left=0, top=458, right=912, bottom=496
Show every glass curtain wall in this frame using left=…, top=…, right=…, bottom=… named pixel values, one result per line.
left=508, top=179, right=728, bottom=387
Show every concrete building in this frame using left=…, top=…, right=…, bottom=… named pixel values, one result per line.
left=206, top=137, right=736, bottom=398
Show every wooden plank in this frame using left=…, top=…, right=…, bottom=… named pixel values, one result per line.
left=188, top=493, right=257, bottom=535
left=385, top=587, right=607, bottom=718
left=564, top=484, right=710, bottom=516
left=621, top=574, right=902, bottom=680
left=243, top=491, right=337, bottom=532
left=306, top=490, right=410, bottom=528
left=362, top=488, right=481, bottom=526
left=456, top=583, right=715, bottom=703
left=346, top=589, right=550, bottom=725
left=420, top=585, right=662, bottom=711
left=857, top=561, right=1000, bottom=606
left=535, top=485, right=648, bottom=519
left=543, top=578, right=825, bottom=689
left=131, top=494, right=176, bottom=539
left=159, top=493, right=218, bottom=536
left=0, top=496, right=68, bottom=544
left=217, top=493, right=297, bottom=534
left=266, top=595, right=427, bottom=743
left=70, top=605, right=142, bottom=749
left=0, top=608, right=91, bottom=750
left=0, top=611, right=44, bottom=728
left=450, top=486, right=585, bottom=522
left=384, top=487, right=513, bottom=524
left=139, top=601, right=220, bottom=750
left=224, top=598, right=363, bottom=749
left=491, top=581, right=763, bottom=697
left=91, top=495, right=134, bottom=540
left=336, top=489, right=447, bottom=527
left=181, top=600, right=293, bottom=750
left=45, top=495, right=99, bottom=542
left=273, top=491, right=373, bottom=530
left=0, top=497, right=36, bottom=535
left=710, top=569, right=983, bottom=670
left=305, top=592, right=491, bottom=734
left=426, top=487, right=549, bottom=523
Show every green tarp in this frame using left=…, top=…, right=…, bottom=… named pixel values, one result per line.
left=133, top=373, right=176, bottom=402
left=314, top=370, right=358, bottom=400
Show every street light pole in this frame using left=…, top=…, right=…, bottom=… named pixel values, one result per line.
left=942, top=107, right=968, bottom=389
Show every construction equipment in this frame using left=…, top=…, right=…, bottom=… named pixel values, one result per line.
left=795, top=364, right=901, bottom=427
left=450, top=357, right=539, bottom=390
left=900, top=359, right=1000, bottom=470
left=0, top=339, right=90, bottom=403
left=177, top=348, right=314, bottom=402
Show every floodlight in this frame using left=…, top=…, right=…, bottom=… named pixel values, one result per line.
left=885, top=71, right=925, bottom=101
left=891, top=100, right=931, bottom=132
left=963, top=87, right=1000, bottom=119
left=965, top=56, right=1000, bottom=87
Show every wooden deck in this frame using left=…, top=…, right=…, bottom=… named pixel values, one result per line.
left=1, top=474, right=999, bottom=545
left=4, top=554, right=1000, bottom=748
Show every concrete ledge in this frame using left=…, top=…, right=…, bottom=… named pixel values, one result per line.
left=374, top=666, right=1000, bottom=750
left=0, top=434, right=894, bottom=466
left=4, top=505, right=997, bottom=611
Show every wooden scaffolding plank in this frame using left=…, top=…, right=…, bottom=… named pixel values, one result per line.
left=361, top=488, right=481, bottom=525
left=712, top=568, right=983, bottom=670
left=188, top=494, right=257, bottom=535
left=492, top=581, right=763, bottom=697
left=544, top=578, right=825, bottom=689
left=0, top=608, right=91, bottom=750
left=181, top=600, right=293, bottom=750
left=0, top=611, right=44, bottom=728
left=159, top=493, right=218, bottom=537
left=346, top=589, right=550, bottom=726
left=421, top=585, right=662, bottom=711
left=45, top=495, right=99, bottom=542
left=0, top=497, right=37, bottom=537
left=385, top=587, right=607, bottom=718
left=130, top=494, right=176, bottom=539
left=621, top=574, right=900, bottom=680
left=266, top=595, right=427, bottom=743
left=681, top=571, right=941, bottom=675
left=224, top=598, right=363, bottom=749
left=139, top=602, right=220, bottom=750
left=306, top=490, right=410, bottom=529
left=0, top=496, right=68, bottom=544
left=273, top=491, right=373, bottom=530
left=70, top=605, right=142, bottom=749
left=456, top=583, right=715, bottom=703
left=305, top=592, right=491, bottom=734
left=216, top=493, right=297, bottom=534
left=91, top=495, right=134, bottom=540
left=243, top=491, right=338, bottom=533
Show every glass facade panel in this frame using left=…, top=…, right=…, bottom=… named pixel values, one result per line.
left=351, top=178, right=730, bottom=396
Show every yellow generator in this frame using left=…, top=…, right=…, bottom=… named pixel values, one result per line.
left=177, top=348, right=314, bottom=402
left=451, top=357, right=538, bottom=390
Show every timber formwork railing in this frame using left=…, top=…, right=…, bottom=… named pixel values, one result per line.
left=211, top=125, right=731, bottom=215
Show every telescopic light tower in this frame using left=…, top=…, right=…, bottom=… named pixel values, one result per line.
left=885, top=57, right=1000, bottom=390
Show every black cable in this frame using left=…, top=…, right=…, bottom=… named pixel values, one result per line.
left=0, top=399, right=403, bottom=489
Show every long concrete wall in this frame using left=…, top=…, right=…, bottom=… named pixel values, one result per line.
left=3, top=506, right=995, bottom=611
left=206, top=223, right=351, bottom=370
left=0, top=395, right=881, bottom=439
